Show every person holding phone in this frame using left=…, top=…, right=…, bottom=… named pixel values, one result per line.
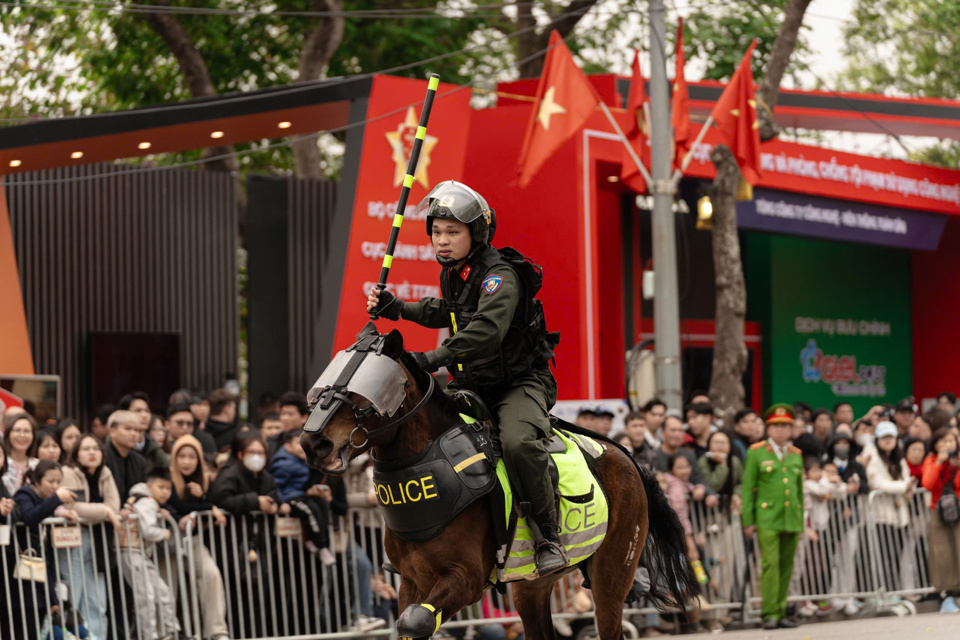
left=922, top=428, right=960, bottom=613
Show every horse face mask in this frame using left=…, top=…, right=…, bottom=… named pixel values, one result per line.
left=303, top=341, right=408, bottom=437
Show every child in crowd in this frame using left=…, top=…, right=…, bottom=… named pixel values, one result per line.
left=121, top=468, right=182, bottom=640
left=269, top=428, right=335, bottom=564
left=663, top=454, right=707, bottom=632
left=11, top=461, right=77, bottom=638
left=799, top=459, right=852, bottom=617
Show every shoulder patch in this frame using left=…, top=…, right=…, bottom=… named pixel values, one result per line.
left=788, top=445, right=802, bottom=456
left=482, top=274, right=503, bottom=294
left=749, top=440, right=768, bottom=450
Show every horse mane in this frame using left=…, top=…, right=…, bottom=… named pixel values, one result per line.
left=398, top=351, right=461, bottom=429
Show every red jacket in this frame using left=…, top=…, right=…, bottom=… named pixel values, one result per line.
left=921, top=455, right=960, bottom=508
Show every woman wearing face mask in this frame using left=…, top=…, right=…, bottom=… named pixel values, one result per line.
left=922, top=428, right=960, bottom=613
left=163, top=436, right=231, bottom=640
left=865, top=422, right=918, bottom=605
left=2, top=414, right=38, bottom=495
left=58, top=434, right=122, bottom=639
left=210, top=432, right=279, bottom=637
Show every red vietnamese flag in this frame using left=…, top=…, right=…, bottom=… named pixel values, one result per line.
left=709, top=39, right=763, bottom=184
left=517, top=31, right=602, bottom=188
left=619, top=50, right=650, bottom=192
left=671, top=18, right=693, bottom=169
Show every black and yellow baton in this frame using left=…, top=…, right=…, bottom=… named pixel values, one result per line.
left=370, top=73, right=440, bottom=319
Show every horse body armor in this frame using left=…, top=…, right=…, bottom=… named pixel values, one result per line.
left=372, top=419, right=499, bottom=543
left=372, top=416, right=610, bottom=583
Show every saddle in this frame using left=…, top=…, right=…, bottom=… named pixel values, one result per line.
left=371, top=394, right=610, bottom=583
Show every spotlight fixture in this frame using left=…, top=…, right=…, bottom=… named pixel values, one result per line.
left=210, top=131, right=225, bottom=139
left=9, top=159, right=22, bottom=168
left=70, top=151, right=84, bottom=159
left=277, top=121, right=292, bottom=129
left=138, top=142, right=152, bottom=150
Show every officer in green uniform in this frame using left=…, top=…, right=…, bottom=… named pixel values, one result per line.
left=741, top=403, right=804, bottom=630
left=366, top=180, right=567, bottom=576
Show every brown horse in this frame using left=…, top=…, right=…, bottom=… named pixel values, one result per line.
left=301, top=327, right=697, bottom=640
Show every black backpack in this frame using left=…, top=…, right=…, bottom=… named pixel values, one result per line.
left=936, top=465, right=960, bottom=525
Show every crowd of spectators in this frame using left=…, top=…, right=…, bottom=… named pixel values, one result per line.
left=572, top=391, right=960, bottom=634
left=0, top=388, right=390, bottom=640
left=5, top=386, right=960, bottom=638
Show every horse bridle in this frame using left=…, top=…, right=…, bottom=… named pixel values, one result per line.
left=305, top=331, right=436, bottom=449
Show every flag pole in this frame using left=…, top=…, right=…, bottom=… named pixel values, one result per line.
left=670, top=115, right=714, bottom=185
left=598, top=101, right=654, bottom=191
left=370, top=74, right=440, bottom=319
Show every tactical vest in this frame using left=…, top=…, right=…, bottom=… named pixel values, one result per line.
left=440, top=246, right=559, bottom=392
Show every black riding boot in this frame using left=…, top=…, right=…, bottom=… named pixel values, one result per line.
left=529, top=509, right=569, bottom=577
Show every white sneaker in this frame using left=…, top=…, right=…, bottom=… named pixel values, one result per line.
left=553, top=618, right=573, bottom=637
left=350, top=615, right=387, bottom=633
left=843, top=600, right=860, bottom=616
left=797, top=602, right=817, bottom=618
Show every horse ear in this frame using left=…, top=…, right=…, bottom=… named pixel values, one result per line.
left=381, top=329, right=404, bottom=360
left=356, top=321, right=379, bottom=341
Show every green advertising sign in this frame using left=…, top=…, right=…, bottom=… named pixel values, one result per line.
left=765, top=235, right=912, bottom=414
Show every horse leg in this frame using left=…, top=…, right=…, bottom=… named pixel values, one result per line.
left=397, top=570, right=485, bottom=640
left=587, top=456, right=649, bottom=640
left=512, top=578, right=561, bottom=640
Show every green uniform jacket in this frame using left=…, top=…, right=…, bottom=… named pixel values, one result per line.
left=741, top=440, right=804, bottom=532
left=401, top=264, right=519, bottom=369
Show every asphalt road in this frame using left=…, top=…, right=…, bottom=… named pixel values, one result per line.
left=684, top=613, right=956, bottom=639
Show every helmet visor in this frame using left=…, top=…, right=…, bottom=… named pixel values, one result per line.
left=414, top=181, right=490, bottom=225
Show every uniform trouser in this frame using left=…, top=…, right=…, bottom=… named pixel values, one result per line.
left=486, top=373, right=557, bottom=525
left=757, top=528, right=800, bottom=621
left=158, top=536, right=230, bottom=639
left=119, top=549, right=180, bottom=640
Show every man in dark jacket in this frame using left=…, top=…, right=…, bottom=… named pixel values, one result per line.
left=205, top=389, right=238, bottom=452
left=104, top=410, right=148, bottom=502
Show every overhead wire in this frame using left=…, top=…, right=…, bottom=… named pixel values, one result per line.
left=0, top=0, right=534, bottom=18
left=0, top=2, right=631, bottom=123
left=3, top=1, right=619, bottom=186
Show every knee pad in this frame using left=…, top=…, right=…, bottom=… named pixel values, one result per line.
left=397, top=603, right=442, bottom=640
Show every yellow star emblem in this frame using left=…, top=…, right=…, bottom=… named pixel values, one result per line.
left=537, top=86, right=567, bottom=131
left=385, top=106, right=439, bottom=189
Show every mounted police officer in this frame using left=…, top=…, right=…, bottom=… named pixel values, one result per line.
left=366, top=180, right=566, bottom=577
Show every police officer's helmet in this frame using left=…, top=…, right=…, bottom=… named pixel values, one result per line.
left=416, top=180, right=496, bottom=244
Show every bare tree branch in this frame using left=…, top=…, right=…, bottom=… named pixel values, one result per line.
left=757, top=0, right=813, bottom=141
left=516, top=0, right=600, bottom=78
left=293, top=0, right=345, bottom=179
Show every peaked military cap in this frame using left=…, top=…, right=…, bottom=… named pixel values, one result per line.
left=763, top=403, right=795, bottom=425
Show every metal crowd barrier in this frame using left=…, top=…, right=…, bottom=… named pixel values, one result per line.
left=1, top=512, right=185, bottom=640
left=0, top=488, right=939, bottom=640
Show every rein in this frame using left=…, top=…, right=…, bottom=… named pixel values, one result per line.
left=349, top=373, right=436, bottom=448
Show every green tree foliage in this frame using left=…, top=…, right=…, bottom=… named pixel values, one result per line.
left=843, top=0, right=960, bottom=99
left=842, top=0, right=960, bottom=167
left=681, top=0, right=810, bottom=82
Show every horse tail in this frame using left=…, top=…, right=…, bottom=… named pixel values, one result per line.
left=639, top=465, right=700, bottom=612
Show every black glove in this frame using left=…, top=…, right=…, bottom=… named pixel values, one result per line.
left=370, top=288, right=403, bottom=320
left=410, top=351, right=440, bottom=373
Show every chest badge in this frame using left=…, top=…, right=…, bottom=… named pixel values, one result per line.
left=482, top=274, right=503, bottom=294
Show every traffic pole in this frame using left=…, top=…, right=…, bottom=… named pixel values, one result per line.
left=648, top=0, right=684, bottom=411
left=370, top=74, right=441, bottom=319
